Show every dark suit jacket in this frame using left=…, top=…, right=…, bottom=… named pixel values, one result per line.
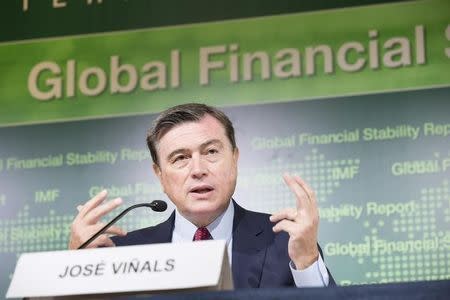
left=112, top=201, right=335, bottom=288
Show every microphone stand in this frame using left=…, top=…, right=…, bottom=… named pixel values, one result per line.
left=78, top=201, right=166, bottom=249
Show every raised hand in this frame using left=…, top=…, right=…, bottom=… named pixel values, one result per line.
left=68, top=190, right=127, bottom=249
left=270, top=173, right=320, bottom=269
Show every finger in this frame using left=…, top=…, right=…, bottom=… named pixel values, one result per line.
left=283, top=173, right=310, bottom=210
left=293, top=175, right=316, bottom=204
left=88, top=235, right=115, bottom=248
left=270, top=207, right=297, bottom=223
left=85, top=197, right=123, bottom=224
left=79, top=190, right=108, bottom=218
left=292, top=175, right=318, bottom=217
left=91, top=222, right=127, bottom=236
left=272, top=219, right=297, bottom=235
left=77, top=205, right=83, bottom=212
left=104, top=225, right=127, bottom=236
left=100, top=236, right=115, bottom=248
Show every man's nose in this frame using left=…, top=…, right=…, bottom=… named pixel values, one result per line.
left=190, top=154, right=207, bottom=178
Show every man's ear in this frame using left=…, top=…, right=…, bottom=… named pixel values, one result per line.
left=153, top=163, right=166, bottom=194
left=153, top=163, right=162, bottom=180
left=233, top=147, right=240, bottom=163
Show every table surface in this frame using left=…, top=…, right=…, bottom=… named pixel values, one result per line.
left=111, top=280, right=450, bottom=300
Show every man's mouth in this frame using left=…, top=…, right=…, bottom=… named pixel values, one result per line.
left=189, top=185, right=214, bottom=194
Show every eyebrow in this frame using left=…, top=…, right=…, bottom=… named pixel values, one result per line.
left=166, top=139, right=223, bottom=161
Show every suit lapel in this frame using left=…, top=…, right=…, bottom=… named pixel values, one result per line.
left=231, top=201, right=267, bottom=288
left=140, top=211, right=175, bottom=244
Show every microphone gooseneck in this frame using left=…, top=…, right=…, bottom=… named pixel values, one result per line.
left=78, top=200, right=167, bottom=249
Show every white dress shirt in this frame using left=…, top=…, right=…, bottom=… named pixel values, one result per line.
left=171, top=200, right=329, bottom=287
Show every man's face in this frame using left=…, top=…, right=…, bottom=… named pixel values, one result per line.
left=153, top=115, right=239, bottom=227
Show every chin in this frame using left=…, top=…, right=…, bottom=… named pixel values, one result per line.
left=188, top=200, right=226, bottom=216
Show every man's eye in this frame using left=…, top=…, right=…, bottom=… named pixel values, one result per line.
left=207, top=149, right=218, bottom=155
left=173, top=155, right=187, bottom=162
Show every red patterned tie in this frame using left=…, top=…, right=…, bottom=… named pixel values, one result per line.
left=193, top=227, right=213, bottom=241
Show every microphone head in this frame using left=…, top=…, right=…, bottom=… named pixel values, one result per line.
left=150, top=200, right=167, bottom=212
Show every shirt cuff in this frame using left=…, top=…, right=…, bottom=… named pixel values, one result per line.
left=289, top=254, right=329, bottom=287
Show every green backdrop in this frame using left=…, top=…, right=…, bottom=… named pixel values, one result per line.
left=0, top=0, right=449, bottom=296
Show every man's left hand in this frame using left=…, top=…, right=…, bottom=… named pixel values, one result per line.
left=270, top=173, right=320, bottom=270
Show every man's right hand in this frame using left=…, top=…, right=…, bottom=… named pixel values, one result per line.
left=68, top=190, right=127, bottom=249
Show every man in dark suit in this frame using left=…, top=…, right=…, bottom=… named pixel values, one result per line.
left=69, top=103, right=335, bottom=288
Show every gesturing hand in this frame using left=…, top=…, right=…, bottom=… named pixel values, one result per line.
left=270, top=173, right=320, bottom=270
left=68, top=190, right=127, bottom=249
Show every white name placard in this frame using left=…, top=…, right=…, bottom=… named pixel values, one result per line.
left=6, top=240, right=232, bottom=299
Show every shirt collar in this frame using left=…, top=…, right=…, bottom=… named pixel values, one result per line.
left=172, top=200, right=234, bottom=242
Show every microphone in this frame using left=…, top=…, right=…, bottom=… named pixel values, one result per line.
left=78, top=200, right=167, bottom=249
